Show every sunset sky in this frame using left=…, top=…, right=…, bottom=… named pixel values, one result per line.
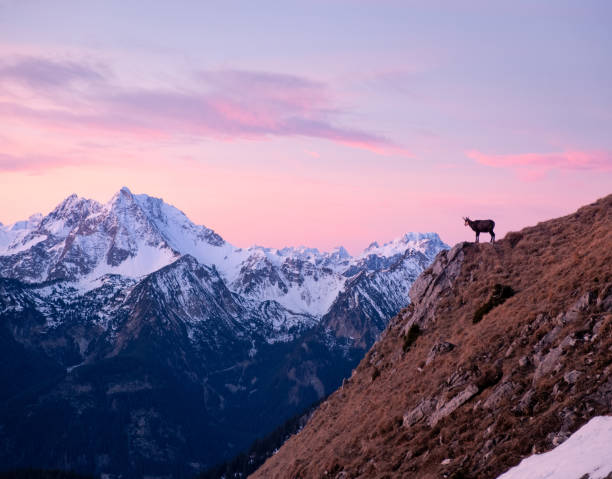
left=1, top=0, right=610, bottom=252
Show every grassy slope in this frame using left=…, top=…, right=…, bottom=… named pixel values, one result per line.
left=252, top=194, right=612, bottom=479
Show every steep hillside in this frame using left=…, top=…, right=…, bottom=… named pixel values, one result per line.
left=252, top=194, right=612, bottom=479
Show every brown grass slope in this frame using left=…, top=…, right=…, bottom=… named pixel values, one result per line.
left=251, top=194, right=612, bottom=479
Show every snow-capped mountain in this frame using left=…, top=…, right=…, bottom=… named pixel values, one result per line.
left=0, top=187, right=446, bottom=340
left=0, top=188, right=448, bottom=478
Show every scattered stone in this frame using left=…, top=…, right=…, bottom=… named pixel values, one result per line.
left=559, top=408, right=577, bottom=433
left=518, top=355, right=531, bottom=368
left=554, top=312, right=567, bottom=326
left=483, top=381, right=516, bottom=409
left=560, top=334, right=577, bottom=350
left=428, top=384, right=479, bottom=427
left=547, top=431, right=570, bottom=447
left=563, top=310, right=581, bottom=324
left=596, top=288, right=612, bottom=311
left=534, top=325, right=562, bottom=353
left=571, top=291, right=596, bottom=312
left=564, top=370, right=581, bottom=384
left=533, top=346, right=563, bottom=383
left=425, top=341, right=456, bottom=366
left=513, top=389, right=535, bottom=416
left=403, top=398, right=437, bottom=428
left=446, top=369, right=471, bottom=389
left=441, top=458, right=452, bottom=465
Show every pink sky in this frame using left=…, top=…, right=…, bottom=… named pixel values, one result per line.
left=0, top=1, right=610, bottom=253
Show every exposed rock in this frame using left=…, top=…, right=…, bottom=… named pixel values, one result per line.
left=571, top=291, right=596, bottom=313
left=483, top=382, right=516, bottom=410
left=559, top=292, right=595, bottom=324
left=533, top=346, right=563, bottom=383
left=560, top=334, right=578, bottom=349
left=445, top=369, right=472, bottom=390
left=534, top=325, right=562, bottom=353
left=596, top=288, right=612, bottom=312
left=402, top=242, right=467, bottom=332
left=403, top=398, right=438, bottom=428
left=428, top=384, right=479, bottom=427
left=564, top=370, right=581, bottom=384
left=542, top=428, right=570, bottom=449
left=425, top=341, right=456, bottom=366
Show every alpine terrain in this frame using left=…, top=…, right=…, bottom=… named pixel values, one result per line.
left=252, top=194, right=612, bottom=479
left=0, top=187, right=447, bottom=478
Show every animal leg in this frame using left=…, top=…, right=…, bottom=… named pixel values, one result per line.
left=475, top=232, right=480, bottom=243
left=490, top=232, right=495, bottom=243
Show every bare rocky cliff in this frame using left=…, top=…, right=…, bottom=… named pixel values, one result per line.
left=251, top=194, right=612, bottom=479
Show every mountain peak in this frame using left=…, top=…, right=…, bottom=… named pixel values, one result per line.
left=365, top=241, right=379, bottom=251
left=401, top=231, right=441, bottom=243
left=110, top=186, right=136, bottom=206
left=360, top=232, right=449, bottom=258
left=53, top=193, right=79, bottom=212
left=43, top=193, right=101, bottom=234
left=0, top=188, right=446, bottom=294
left=331, top=246, right=350, bottom=258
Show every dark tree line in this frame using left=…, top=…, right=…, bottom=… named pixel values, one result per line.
left=199, top=398, right=325, bottom=479
left=0, top=469, right=95, bottom=479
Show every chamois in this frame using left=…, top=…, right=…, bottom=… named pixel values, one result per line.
left=463, top=217, right=495, bottom=243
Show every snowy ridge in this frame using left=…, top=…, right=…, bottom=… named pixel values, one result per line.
left=0, top=213, right=44, bottom=254
left=0, top=187, right=448, bottom=341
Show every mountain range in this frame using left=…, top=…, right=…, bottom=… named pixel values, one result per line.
left=0, top=187, right=447, bottom=477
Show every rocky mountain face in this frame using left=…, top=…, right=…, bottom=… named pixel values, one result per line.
left=252, top=194, right=612, bottom=479
left=0, top=188, right=447, bottom=478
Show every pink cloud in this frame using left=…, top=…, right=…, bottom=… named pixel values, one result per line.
left=0, top=56, right=409, bottom=171
left=467, top=149, right=612, bottom=180
left=0, top=152, right=83, bottom=172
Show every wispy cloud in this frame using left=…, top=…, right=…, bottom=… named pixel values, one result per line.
left=467, top=149, right=612, bottom=180
left=0, top=56, right=105, bottom=89
left=0, top=56, right=409, bottom=172
left=0, top=152, right=82, bottom=172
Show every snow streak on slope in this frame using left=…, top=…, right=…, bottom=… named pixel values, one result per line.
left=496, top=416, right=612, bottom=479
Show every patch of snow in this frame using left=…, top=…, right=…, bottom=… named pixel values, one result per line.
left=92, top=241, right=178, bottom=281
left=67, top=362, right=84, bottom=373
left=496, top=416, right=612, bottom=479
